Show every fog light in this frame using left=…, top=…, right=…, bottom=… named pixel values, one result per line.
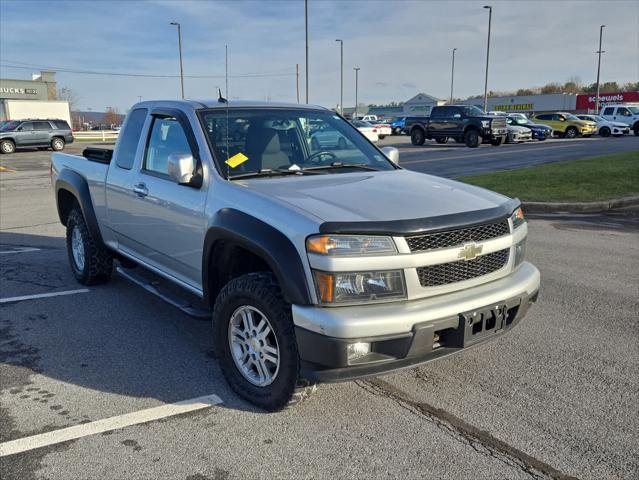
left=347, top=342, right=371, bottom=363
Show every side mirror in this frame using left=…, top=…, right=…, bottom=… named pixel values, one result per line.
left=381, top=146, right=400, bottom=165
left=168, top=153, right=197, bottom=185
left=16, top=127, right=22, bottom=131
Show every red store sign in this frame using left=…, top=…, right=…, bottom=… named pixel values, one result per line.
left=576, top=91, right=639, bottom=110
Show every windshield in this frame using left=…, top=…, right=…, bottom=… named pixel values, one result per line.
left=628, top=106, right=639, bottom=114
left=460, top=105, right=486, bottom=116
left=198, top=108, right=395, bottom=179
left=510, top=117, right=530, bottom=125
left=0, top=121, right=20, bottom=131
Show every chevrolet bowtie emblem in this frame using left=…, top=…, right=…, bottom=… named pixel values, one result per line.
left=458, top=243, right=483, bottom=261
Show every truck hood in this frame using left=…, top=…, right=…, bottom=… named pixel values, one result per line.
left=241, top=169, right=511, bottom=224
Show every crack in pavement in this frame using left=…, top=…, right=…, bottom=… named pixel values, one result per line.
left=357, top=378, right=579, bottom=480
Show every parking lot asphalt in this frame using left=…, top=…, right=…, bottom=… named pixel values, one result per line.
left=1, top=143, right=638, bottom=480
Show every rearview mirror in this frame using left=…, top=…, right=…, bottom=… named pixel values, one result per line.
left=168, top=153, right=197, bottom=186
left=381, top=146, right=399, bottom=165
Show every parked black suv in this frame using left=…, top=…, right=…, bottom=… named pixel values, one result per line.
left=0, top=119, right=74, bottom=154
left=406, top=105, right=507, bottom=148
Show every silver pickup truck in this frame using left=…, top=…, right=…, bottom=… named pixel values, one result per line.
left=51, top=100, right=540, bottom=411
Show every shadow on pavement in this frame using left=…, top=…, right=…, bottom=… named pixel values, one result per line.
left=0, top=230, right=260, bottom=414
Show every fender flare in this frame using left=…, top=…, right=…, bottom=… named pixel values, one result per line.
left=202, top=208, right=312, bottom=306
left=55, top=169, right=105, bottom=247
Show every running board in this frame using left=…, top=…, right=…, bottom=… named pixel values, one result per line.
left=116, top=266, right=212, bottom=320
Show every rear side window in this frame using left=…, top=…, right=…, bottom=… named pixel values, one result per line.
left=115, top=108, right=147, bottom=170
left=603, top=107, right=614, bottom=116
left=33, top=121, right=51, bottom=130
left=430, top=108, right=445, bottom=119
left=52, top=120, right=70, bottom=129
left=535, top=114, right=550, bottom=120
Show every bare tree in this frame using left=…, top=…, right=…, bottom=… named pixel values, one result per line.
left=104, top=107, right=121, bottom=127
left=56, top=87, right=81, bottom=111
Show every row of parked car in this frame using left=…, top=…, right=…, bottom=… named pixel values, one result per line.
left=384, top=104, right=638, bottom=148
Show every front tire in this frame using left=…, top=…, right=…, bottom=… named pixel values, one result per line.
left=599, top=127, right=611, bottom=137
left=213, top=272, right=316, bottom=411
left=564, top=127, right=578, bottom=139
left=0, top=139, right=16, bottom=154
left=66, top=207, right=113, bottom=285
left=490, top=138, right=502, bottom=146
left=51, top=137, right=65, bottom=151
left=464, top=129, right=481, bottom=148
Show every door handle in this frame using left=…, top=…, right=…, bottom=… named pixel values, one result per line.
left=133, top=183, right=148, bottom=197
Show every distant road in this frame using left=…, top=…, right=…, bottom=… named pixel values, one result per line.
left=379, top=135, right=639, bottom=178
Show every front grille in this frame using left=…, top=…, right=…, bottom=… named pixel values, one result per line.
left=406, top=220, right=509, bottom=252
left=416, top=248, right=509, bottom=287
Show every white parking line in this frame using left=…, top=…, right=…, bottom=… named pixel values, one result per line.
left=0, top=247, right=41, bottom=255
left=0, top=289, right=89, bottom=304
left=0, top=393, right=223, bottom=457
left=401, top=144, right=575, bottom=165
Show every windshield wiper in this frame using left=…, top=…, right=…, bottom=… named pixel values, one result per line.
left=229, top=168, right=321, bottom=180
left=301, top=162, right=381, bottom=172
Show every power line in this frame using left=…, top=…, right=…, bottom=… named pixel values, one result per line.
left=0, top=61, right=295, bottom=79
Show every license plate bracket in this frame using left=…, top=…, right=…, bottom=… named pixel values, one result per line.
left=460, top=304, right=508, bottom=347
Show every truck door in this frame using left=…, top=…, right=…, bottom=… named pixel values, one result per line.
left=119, top=111, right=207, bottom=289
left=14, top=121, right=36, bottom=146
left=32, top=121, right=53, bottom=146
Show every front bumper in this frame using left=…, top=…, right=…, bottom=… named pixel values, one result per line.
left=294, top=262, right=540, bottom=382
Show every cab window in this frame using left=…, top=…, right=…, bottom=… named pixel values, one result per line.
left=144, top=117, right=192, bottom=176
left=616, top=107, right=631, bottom=117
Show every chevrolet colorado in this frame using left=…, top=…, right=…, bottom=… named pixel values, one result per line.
left=406, top=105, right=508, bottom=148
left=51, top=100, right=540, bottom=411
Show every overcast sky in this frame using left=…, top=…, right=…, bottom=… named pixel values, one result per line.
left=1, top=0, right=637, bottom=112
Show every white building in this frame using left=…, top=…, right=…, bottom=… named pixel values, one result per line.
left=402, top=93, right=446, bottom=115
left=0, top=71, right=71, bottom=124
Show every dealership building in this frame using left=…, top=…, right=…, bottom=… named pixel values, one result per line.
left=349, top=90, right=639, bottom=118
left=0, top=70, right=71, bottom=124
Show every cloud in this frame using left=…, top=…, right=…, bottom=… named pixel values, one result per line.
left=402, top=83, right=417, bottom=89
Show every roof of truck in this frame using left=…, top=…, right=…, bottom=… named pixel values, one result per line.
left=133, top=99, right=329, bottom=111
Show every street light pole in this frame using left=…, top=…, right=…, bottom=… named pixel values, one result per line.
left=336, top=39, right=343, bottom=114
left=450, top=47, right=457, bottom=104
left=170, top=22, right=184, bottom=99
left=482, top=6, right=492, bottom=112
left=595, top=24, right=605, bottom=114
left=305, top=0, right=309, bottom=103
left=354, top=67, right=360, bottom=118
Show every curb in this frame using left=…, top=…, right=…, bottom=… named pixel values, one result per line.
left=522, top=195, right=639, bottom=214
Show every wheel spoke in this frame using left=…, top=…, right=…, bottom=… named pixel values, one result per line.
left=263, top=354, right=278, bottom=366
left=263, top=345, right=278, bottom=356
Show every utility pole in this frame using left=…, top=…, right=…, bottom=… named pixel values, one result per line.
left=137, top=96, right=142, bottom=103
left=354, top=67, right=360, bottom=118
left=482, top=6, right=492, bottom=112
left=595, top=24, right=605, bottom=114
left=296, top=63, right=300, bottom=103
left=450, top=47, right=457, bottom=104
left=170, top=22, right=184, bottom=99
left=336, top=39, right=343, bottom=114
left=224, top=45, right=229, bottom=100
left=305, top=0, right=309, bottom=103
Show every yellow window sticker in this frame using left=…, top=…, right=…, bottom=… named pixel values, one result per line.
left=225, top=152, right=249, bottom=168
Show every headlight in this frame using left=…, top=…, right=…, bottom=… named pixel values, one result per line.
left=313, top=270, right=406, bottom=304
left=514, top=238, right=527, bottom=267
left=306, top=235, right=396, bottom=256
left=481, top=120, right=491, bottom=128
left=511, top=207, right=525, bottom=229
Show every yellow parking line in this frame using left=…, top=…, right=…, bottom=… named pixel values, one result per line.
left=0, top=165, right=17, bottom=173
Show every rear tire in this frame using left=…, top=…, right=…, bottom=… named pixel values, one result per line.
left=564, top=127, right=578, bottom=139
left=0, top=139, right=15, bottom=154
left=393, top=127, right=402, bottom=135
left=599, top=127, right=611, bottom=137
left=464, top=129, right=481, bottom=148
left=66, top=207, right=113, bottom=285
left=213, top=272, right=316, bottom=411
left=51, top=137, right=65, bottom=151
left=435, top=137, right=449, bottom=144
left=410, top=128, right=425, bottom=146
